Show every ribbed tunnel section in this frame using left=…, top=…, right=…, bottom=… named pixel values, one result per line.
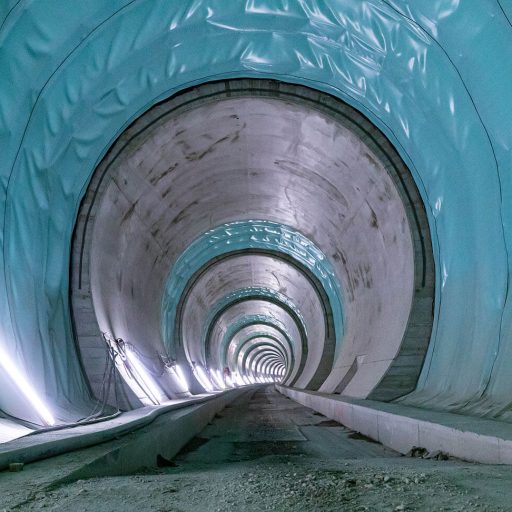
left=70, top=79, right=434, bottom=412
left=3, top=7, right=512, bottom=507
left=2, top=1, right=512, bottom=437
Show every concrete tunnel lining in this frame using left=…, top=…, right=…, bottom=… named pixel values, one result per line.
left=217, top=315, right=296, bottom=384
left=163, top=223, right=344, bottom=390
left=233, top=332, right=294, bottom=379
left=5, top=1, right=512, bottom=432
left=71, top=79, right=434, bottom=407
left=5, top=4, right=512, bottom=505
left=199, top=287, right=307, bottom=374
left=249, top=350, right=284, bottom=379
left=240, top=342, right=288, bottom=381
left=207, top=301, right=301, bottom=379
left=177, top=252, right=325, bottom=387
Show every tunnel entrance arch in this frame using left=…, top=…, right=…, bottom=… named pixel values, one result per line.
left=70, top=78, right=435, bottom=408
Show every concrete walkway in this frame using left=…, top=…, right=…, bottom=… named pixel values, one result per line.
left=2, top=387, right=512, bottom=511
left=278, top=385, right=512, bottom=464
left=172, top=386, right=398, bottom=464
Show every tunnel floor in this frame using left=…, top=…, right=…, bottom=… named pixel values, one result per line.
left=2, top=388, right=512, bottom=511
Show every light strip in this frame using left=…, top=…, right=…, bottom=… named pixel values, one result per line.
left=210, top=369, right=225, bottom=390
left=195, top=366, right=214, bottom=392
left=0, top=345, right=55, bottom=426
left=126, top=350, right=162, bottom=405
left=173, top=364, right=189, bottom=392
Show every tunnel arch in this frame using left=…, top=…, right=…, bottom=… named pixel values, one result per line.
left=171, top=242, right=339, bottom=390
left=71, top=77, right=434, bottom=408
left=5, top=2, right=511, bottom=427
left=232, top=332, right=294, bottom=382
left=229, top=333, right=292, bottom=381
left=245, top=345, right=286, bottom=381
left=199, top=287, right=306, bottom=383
left=215, top=315, right=298, bottom=379
left=209, top=301, right=305, bottom=386
left=240, top=341, right=289, bottom=381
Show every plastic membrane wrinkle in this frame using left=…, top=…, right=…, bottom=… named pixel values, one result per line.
left=0, top=1, right=509, bottom=426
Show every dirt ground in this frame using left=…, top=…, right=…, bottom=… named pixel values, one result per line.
left=1, top=387, right=512, bottom=511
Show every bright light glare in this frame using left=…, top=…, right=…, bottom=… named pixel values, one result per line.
left=126, top=350, right=162, bottom=405
left=234, top=373, right=245, bottom=386
left=173, top=364, right=189, bottom=392
left=0, top=345, right=55, bottom=426
left=216, top=369, right=228, bottom=389
left=195, top=366, right=214, bottom=392
left=225, top=374, right=234, bottom=388
left=210, top=369, right=225, bottom=390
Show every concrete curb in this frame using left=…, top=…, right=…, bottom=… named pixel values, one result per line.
left=277, top=385, right=512, bottom=464
left=0, top=387, right=255, bottom=472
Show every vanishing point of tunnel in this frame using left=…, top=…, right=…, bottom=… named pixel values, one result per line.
left=1, top=2, right=512, bottom=511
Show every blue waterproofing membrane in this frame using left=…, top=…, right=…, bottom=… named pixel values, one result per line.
left=199, top=286, right=307, bottom=364
left=161, top=220, right=342, bottom=357
left=0, top=1, right=511, bottom=423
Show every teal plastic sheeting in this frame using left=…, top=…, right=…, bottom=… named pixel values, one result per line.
left=216, top=314, right=296, bottom=369
left=161, top=220, right=344, bottom=362
left=199, top=287, right=306, bottom=376
left=0, top=1, right=512, bottom=423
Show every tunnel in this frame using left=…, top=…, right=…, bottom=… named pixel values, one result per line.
left=2, top=2, right=512, bottom=511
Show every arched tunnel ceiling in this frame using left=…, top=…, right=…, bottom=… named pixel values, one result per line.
left=0, top=2, right=511, bottom=426
left=73, top=79, right=433, bottom=407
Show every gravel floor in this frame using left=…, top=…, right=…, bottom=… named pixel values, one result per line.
left=2, top=387, right=512, bottom=511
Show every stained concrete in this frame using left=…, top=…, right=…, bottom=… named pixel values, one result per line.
left=3, top=387, right=512, bottom=511
left=71, top=79, right=434, bottom=407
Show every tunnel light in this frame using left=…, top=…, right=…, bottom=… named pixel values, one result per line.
left=219, top=370, right=229, bottom=389
left=225, top=374, right=234, bottom=388
left=211, top=369, right=226, bottom=390
left=0, top=345, right=55, bottom=426
left=195, top=366, right=214, bottom=392
left=172, top=364, right=189, bottom=393
left=216, top=369, right=228, bottom=389
left=126, top=350, right=162, bottom=405
left=234, top=373, right=245, bottom=386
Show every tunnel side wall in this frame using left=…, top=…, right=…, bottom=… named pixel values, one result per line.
left=0, top=2, right=511, bottom=422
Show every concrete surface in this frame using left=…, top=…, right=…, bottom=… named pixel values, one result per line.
left=278, top=385, right=512, bottom=465
left=71, top=79, right=434, bottom=407
left=2, top=386, right=512, bottom=511
left=0, top=388, right=248, bottom=472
